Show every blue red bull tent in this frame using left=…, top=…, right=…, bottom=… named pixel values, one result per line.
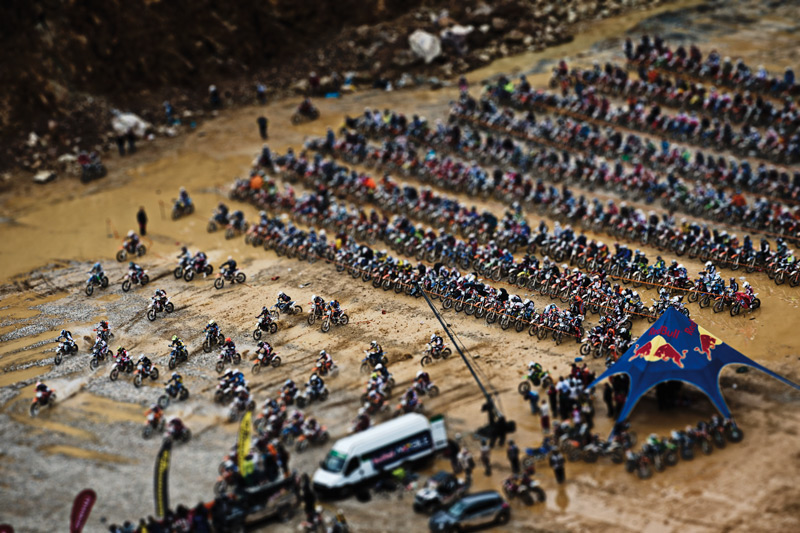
left=589, top=307, right=800, bottom=424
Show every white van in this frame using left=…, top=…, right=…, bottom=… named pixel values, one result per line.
left=312, top=413, right=447, bottom=496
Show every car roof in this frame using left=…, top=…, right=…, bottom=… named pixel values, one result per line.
left=430, top=471, right=454, bottom=482
left=460, top=490, right=503, bottom=504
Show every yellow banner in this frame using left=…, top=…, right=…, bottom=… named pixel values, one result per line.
left=237, top=410, right=252, bottom=472
left=154, top=440, right=172, bottom=517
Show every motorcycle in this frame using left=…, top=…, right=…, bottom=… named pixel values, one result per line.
left=85, top=273, right=109, bottom=296
left=89, top=343, right=109, bottom=370
left=518, top=370, right=553, bottom=394
left=216, top=349, right=242, bottom=373
left=165, top=423, right=192, bottom=445
left=78, top=151, right=107, bottom=183
left=142, top=415, right=165, bottom=439
left=207, top=212, right=229, bottom=233
left=158, top=383, right=189, bottom=408
left=173, top=255, right=192, bottom=279
left=312, top=360, right=339, bottom=377
left=183, top=260, right=213, bottom=282
left=320, top=310, right=349, bottom=333
left=228, top=398, right=256, bottom=422
left=251, top=352, right=282, bottom=374
left=271, top=301, right=303, bottom=319
left=171, top=199, right=195, bottom=219
left=392, top=400, right=423, bottom=418
left=252, top=316, right=278, bottom=340
left=307, top=304, right=325, bottom=325
left=30, top=389, right=56, bottom=417
left=109, top=357, right=134, bottom=381
left=214, top=269, right=247, bottom=289
left=147, top=298, right=175, bottom=321
left=202, top=329, right=225, bottom=353
left=502, top=476, right=545, bottom=505
left=296, top=384, right=329, bottom=408
left=168, top=345, right=189, bottom=369
left=54, top=339, right=78, bottom=365
left=121, top=269, right=149, bottom=292
left=414, top=381, right=440, bottom=398
left=625, top=451, right=654, bottom=480
left=420, top=343, right=452, bottom=367
left=730, top=293, right=761, bottom=316
left=116, top=240, right=146, bottom=262
left=291, top=105, right=320, bottom=125
left=360, top=352, right=389, bottom=374
left=295, top=425, right=330, bottom=452
left=133, top=362, right=159, bottom=387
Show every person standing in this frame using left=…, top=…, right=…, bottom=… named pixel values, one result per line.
left=301, top=473, right=316, bottom=521
left=549, top=450, right=566, bottom=484
left=480, top=439, right=492, bottom=476
left=458, top=447, right=475, bottom=482
left=525, top=388, right=539, bottom=415
left=507, top=440, right=520, bottom=475
left=446, top=437, right=461, bottom=473
left=540, top=401, right=551, bottom=435
left=603, top=382, right=614, bottom=417
left=137, top=206, right=148, bottom=236
left=257, top=116, right=269, bottom=140
left=547, top=383, right=558, bottom=416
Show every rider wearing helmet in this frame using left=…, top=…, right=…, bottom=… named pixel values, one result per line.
left=317, top=349, right=333, bottom=370
left=58, top=329, right=74, bottom=344
left=167, top=372, right=183, bottom=393
left=374, top=363, right=389, bottom=380
left=308, top=373, right=325, bottom=394
left=276, top=291, right=292, bottom=311
left=256, top=341, right=273, bottom=363
left=220, top=255, right=237, bottom=277
left=429, top=333, right=443, bottom=351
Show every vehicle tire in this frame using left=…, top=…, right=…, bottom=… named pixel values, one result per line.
left=360, top=362, right=370, bottom=374
left=269, top=323, right=277, bottom=334
left=321, top=319, right=331, bottom=333
left=532, top=487, right=546, bottom=503
left=340, top=314, right=349, bottom=325
left=580, top=343, right=591, bottom=356
left=320, top=389, right=329, bottom=401
left=427, top=385, right=440, bottom=398
left=521, top=491, right=534, bottom=506
left=296, top=439, right=309, bottom=453
left=134, top=374, right=143, bottom=388
left=110, top=368, right=119, bottom=381
left=90, top=356, right=100, bottom=370
left=611, top=448, right=624, bottom=464
left=116, top=250, right=126, bottom=262
left=158, top=395, right=170, bottom=409
left=296, top=396, right=307, bottom=408
left=184, top=270, right=195, bottom=282
left=179, top=388, right=189, bottom=401
left=142, top=425, right=153, bottom=439
left=664, top=450, right=678, bottom=466
left=174, top=266, right=183, bottom=279
left=214, top=277, right=224, bottom=290
left=253, top=329, right=262, bottom=340
left=307, top=313, right=316, bottom=325
left=271, top=356, right=281, bottom=368
left=421, top=355, right=432, bottom=367
left=495, top=510, right=510, bottom=526
left=730, top=304, right=740, bottom=317
left=252, top=363, right=262, bottom=375
left=637, top=464, right=653, bottom=480
left=207, top=221, right=217, bottom=233
left=54, top=352, right=63, bottom=365
left=85, top=284, right=94, bottom=296
left=122, top=280, right=132, bottom=292
left=713, top=299, right=724, bottom=313
left=700, top=440, right=713, bottom=455
left=583, top=449, right=598, bottom=463
left=518, top=381, right=531, bottom=394
left=233, top=353, right=241, bottom=364
left=681, top=446, right=694, bottom=461
left=137, top=245, right=146, bottom=257
left=165, top=302, right=174, bottom=313
left=235, top=272, right=246, bottom=283
left=726, top=426, right=744, bottom=443
left=216, top=361, right=225, bottom=374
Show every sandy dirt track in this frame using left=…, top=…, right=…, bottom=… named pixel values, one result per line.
left=1, top=1, right=800, bottom=532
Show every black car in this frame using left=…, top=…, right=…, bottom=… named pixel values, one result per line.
left=428, top=490, right=510, bottom=532
left=414, top=471, right=470, bottom=514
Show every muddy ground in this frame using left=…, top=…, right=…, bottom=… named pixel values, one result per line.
left=1, top=1, right=800, bottom=532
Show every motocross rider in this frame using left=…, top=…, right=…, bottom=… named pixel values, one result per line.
left=125, top=230, right=140, bottom=251
left=219, top=256, right=237, bottom=278
left=367, top=340, right=384, bottom=367
left=308, top=373, right=325, bottom=395
left=255, top=341, right=274, bottom=363
left=167, top=372, right=184, bottom=394
left=152, top=289, right=168, bottom=309
left=177, top=186, right=192, bottom=208
left=317, top=349, right=333, bottom=371
left=276, top=291, right=292, bottom=311
left=58, top=329, right=74, bottom=344
left=87, top=262, right=104, bottom=284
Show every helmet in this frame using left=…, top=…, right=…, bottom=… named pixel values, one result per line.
left=127, top=230, right=134, bottom=237
left=208, top=320, right=216, bottom=326
left=528, top=361, right=535, bottom=369
left=117, top=346, right=124, bottom=352
left=416, top=371, right=424, bottom=379
left=312, top=295, right=318, bottom=301
left=225, top=337, right=232, bottom=344
left=375, top=364, right=384, bottom=371
left=171, top=372, right=178, bottom=379
left=129, top=261, right=134, bottom=268
left=227, top=255, right=232, bottom=261
left=430, top=334, right=436, bottom=341
left=181, top=246, right=188, bottom=253
left=370, top=340, right=378, bottom=348
left=319, top=350, right=327, bottom=356
left=311, top=373, right=318, bottom=379
left=60, top=329, right=67, bottom=336
left=224, top=369, right=233, bottom=377
left=278, top=291, right=286, bottom=297
left=172, top=335, right=178, bottom=341
left=744, top=281, right=750, bottom=288
left=284, top=379, right=293, bottom=387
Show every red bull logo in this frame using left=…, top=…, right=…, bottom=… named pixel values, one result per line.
left=628, top=335, right=687, bottom=368
left=694, top=325, right=722, bottom=361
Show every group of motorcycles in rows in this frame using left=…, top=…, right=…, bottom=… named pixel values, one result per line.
left=339, top=108, right=800, bottom=287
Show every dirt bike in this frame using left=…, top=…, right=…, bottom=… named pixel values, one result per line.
left=147, top=298, right=175, bottom=321
left=164, top=423, right=192, bottom=445
left=729, top=294, right=761, bottom=316
left=216, top=349, right=242, bottom=373
left=320, top=310, right=349, bottom=333
left=54, top=339, right=78, bottom=365
left=142, top=415, right=165, bottom=439
left=295, top=426, right=330, bottom=452
left=411, top=376, right=439, bottom=396
left=625, top=452, right=653, bottom=480
left=183, top=260, right=213, bottom=281
left=392, top=400, right=423, bottom=418
left=116, top=240, right=146, bottom=262
left=109, top=357, right=134, bottom=381
left=171, top=199, right=195, bottom=219
left=85, top=273, right=109, bottom=296
left=133, top=363, right=159, bottom=387
left=228, top=398, right=256, bottom=422
left=121, top=269, right=149, bottom=292
left=291, top=106, right=320, bottom=125
left=518, top=370, right=553, bottom=394
left=360, top=352, right=389, bottom=374
left=311, top=360, right=339, bottom=377
left=173, top=256, right=192, bottom=279
left=30, top=390, right=56, bottom=417
left=214, top=269, right=246, bottom=289
left=168, top=345, right=189, bottom=369
left=203, top=329, right=225, bottom=352
left=89, top=344, right=109, bottom=370
left=307, top=304, right=325, bottom=325
left=270, top=301, right=303, bottom=319
left=253, top=316, right=278, bottom=340
left=158, top=383, right=189, bottom=408
left=502, top=476, right=545, bottom=505
left=296, top=385, right=329, bottom=408
left=420, top=343, right=452, bottom=367
left=207, top=212, right=228, bottom=233
left=252, top=352, right=282, bottom=374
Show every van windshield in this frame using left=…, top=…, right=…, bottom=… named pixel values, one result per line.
left=448, top=500, right=467, bottom=517
left=321, top=450, right=347, bottom=473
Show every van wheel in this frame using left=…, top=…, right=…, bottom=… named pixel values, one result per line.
left=356, top=489, right=372, bottom=502
left=495, top=510, right=510, bottom=525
